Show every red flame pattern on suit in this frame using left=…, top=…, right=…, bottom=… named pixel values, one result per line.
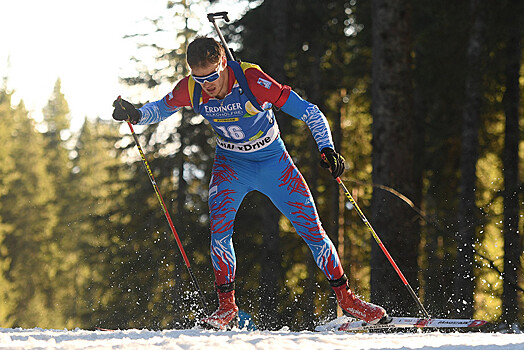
left=278, top=152, right=309, bottom=197
left=212, top=155, right=238, bottom=186
left=210, top=189, right=236, bottom=236
left=286, top=201, right=326, bottom=243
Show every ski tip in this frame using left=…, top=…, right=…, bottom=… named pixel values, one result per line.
left=467, top=320, right=489, bottom=328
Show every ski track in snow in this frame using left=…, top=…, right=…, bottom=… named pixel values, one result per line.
left=0, top=328, right=523, bottom=350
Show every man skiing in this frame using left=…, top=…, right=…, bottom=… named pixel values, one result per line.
left=112, top=36, right=387, bottom=330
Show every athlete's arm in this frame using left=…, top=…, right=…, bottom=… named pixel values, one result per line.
left=136, top=77, right=192, bottom=125
left=244, top=66, right=334, bottom=151
left=280, top=91, right=334, bottom=151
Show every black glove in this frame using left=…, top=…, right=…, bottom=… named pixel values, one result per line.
left=320, top=148, right=345, bottom=178
left=112, top=97, right=141, bottom=124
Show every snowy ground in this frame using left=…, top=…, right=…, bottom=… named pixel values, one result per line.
left=1, top=327, right=523, bottom=350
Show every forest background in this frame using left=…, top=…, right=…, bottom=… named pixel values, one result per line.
left=0, top=0, right=522, bottom=332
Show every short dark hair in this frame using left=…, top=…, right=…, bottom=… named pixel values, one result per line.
left=186, top=36, right=225, bottom=68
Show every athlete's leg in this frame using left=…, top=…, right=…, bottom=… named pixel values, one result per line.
left=208, top=153, right=252, bottom=286
left=259, top=149, right=344, bottom=281
left=258, top=147, right=387, bottom=323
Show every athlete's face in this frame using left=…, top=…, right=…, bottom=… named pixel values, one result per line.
left=191, top=56, right=228, bottom=99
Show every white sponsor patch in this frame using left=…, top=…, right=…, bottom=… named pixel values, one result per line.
left=216, top=123, right=279, bottom=153
left=257, top=78, right=272, bottom=89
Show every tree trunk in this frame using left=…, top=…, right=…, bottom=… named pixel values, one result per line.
left=454, top=0, right=484, bottom=318
left=371, top=0, right=420, bottom=315
left=501, top=0, right=522, bottom=327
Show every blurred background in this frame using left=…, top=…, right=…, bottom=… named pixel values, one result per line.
left=0, top=0, right=522, bottom=332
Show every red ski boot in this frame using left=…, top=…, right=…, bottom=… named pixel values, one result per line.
left=330, top=275, right=387, bottom=324
left=201, top=282, right=239, bottom=330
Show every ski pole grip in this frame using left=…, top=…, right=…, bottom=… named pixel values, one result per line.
left=207, top=12, right=230, bottom=23
left=207, top=11, right=235, bottom=61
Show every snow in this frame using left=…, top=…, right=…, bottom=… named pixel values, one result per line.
left=1, top=327, right=523, bottom=350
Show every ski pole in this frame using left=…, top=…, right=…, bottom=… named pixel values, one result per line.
left=207, top=12, right=235, bottom=61
left=323, top=156, right=430, bottom=318
left=116, top=96, right=209, bottom=315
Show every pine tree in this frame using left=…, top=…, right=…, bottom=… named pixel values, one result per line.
left=0, top=87, right=17, bottom=326
left=69, top=118, right=131, bottom=328
left=38, top=78, right=79, bottom=328
left=0, top=90, right=59, bottom=327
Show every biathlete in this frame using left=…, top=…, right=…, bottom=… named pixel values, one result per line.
left=112, top=36, right=387, bottom=330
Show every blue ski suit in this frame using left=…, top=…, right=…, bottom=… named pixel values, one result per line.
left=137, top=61, right=344, bottom=286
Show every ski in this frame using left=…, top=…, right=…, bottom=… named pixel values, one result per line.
left=316, top=316, right=488, bottom=332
